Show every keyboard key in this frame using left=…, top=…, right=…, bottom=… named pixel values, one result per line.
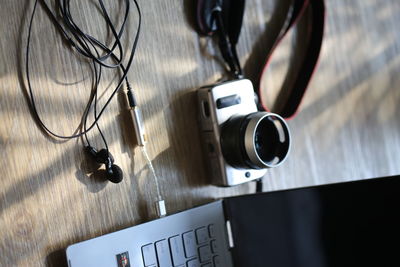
left=183, top=231, right=197, bottom=258
left=141, top=243, right=157, bottom=266
left=187, top=258, right=200, bottom=267
left=155, top=239, right=172, bottom=267
left=169, top=235, right=186, bottom=266
left=198, top=245, right=212, bottom=263
left=195, top=227, right=209, bottom=244
left=213, top=255, right=221, bottom=267
left=210, top=240, right=217, bottom=253
left=201, top=263, right=212, bottom=267
left=208, top=224, right=215, bottom=238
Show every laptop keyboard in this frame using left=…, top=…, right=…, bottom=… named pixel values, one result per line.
left=141, top=224, right=221, bottom=267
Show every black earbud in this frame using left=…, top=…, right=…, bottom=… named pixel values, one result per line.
left=86, top=146, right=123, bottom=183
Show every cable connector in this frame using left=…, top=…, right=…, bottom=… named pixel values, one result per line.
left=126, top=82, right=137, bottom=107
left=155, top=199, right=167, bottom=217
left=126, top=84, right=146, bottom=146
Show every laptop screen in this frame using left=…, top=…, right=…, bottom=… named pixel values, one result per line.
left=223, top=176, right=400, bottom=267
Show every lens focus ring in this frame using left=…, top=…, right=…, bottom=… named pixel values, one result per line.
left=220, top=112, right=290, bottom=169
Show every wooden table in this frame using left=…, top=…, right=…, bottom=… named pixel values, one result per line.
left=1, top=0, right=399, bottom=266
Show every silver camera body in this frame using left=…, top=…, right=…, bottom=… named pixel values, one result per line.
left=197, top=79, right=291, bottom=186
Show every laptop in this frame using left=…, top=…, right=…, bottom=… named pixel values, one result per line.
left=66, top=176, right=400, bottom=267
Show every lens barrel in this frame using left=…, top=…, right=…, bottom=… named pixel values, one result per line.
left=220, top=112, right=290, bottom=169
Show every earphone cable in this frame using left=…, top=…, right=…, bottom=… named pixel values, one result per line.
left=26, top=0, right=141, bottom=140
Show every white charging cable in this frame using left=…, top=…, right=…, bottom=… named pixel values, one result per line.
left=127, top=85, right=167, bottom=218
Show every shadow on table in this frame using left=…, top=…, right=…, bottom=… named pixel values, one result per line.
left=46, top=249, right=68, bottom=267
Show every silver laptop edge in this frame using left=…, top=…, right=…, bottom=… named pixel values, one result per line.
left=66, top=200, right=234, bottom=267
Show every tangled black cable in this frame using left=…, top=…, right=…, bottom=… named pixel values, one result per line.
left=26, top=0, right=141, bottom=150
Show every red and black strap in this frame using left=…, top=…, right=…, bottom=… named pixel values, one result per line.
left=196, top=0, right=325, bottom=119
left=257, top=0, right=325, bottom=119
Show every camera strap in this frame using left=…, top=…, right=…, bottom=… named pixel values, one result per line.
left=198, top=0, right=326, bottom=119
left=256, top=0, right=325, bottom=119
left=197, top=0, right=325, bottom=119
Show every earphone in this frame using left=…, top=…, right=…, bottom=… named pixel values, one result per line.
left=85, top=146, right=123, bottom=184
left=26, top=0, right=142, bottom=185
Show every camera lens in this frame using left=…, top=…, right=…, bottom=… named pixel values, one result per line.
left=220, top=112, right=290, bottom=169
left=254, top=119, right=277, bottom=163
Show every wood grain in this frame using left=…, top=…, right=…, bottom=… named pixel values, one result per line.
left=1, top=0, right=400, bottom=266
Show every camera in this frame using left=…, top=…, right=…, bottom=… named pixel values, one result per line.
left=197, top=79, right=291, bottom=186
